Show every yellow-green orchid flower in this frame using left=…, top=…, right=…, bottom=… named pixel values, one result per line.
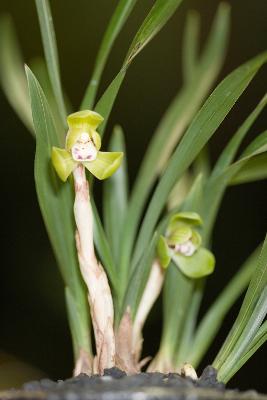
left=51, top=110, right=123, bottom=181
left=157, top=212, right=215, bottom=278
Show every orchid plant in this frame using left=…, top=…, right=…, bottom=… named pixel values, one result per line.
left=1, top=0, right=267, bottom=385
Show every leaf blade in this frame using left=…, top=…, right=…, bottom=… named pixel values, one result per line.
left=103, top=126, right=128, bottom=264
left=133, top=51, right=267, bottom=267
left=0, top=15, right=33, bottom=133
left=35, top=0, right=67, bottom=124
left=25, top=65, right=92, bottom=357
left=119, top=3, right=230, bottom=275
left=81, top=0, right=138, bottom=109
left=213, top=234, right=267, bottom=370
left=125, top=0, right=183, bottom=65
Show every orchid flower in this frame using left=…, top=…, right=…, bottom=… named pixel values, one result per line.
left=157, top=212, right=215, bottom=278
left=51, top=110, right=123, bottom=182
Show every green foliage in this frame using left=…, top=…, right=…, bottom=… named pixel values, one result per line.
left=25, top=66, right=92, bottom=359
left=214, top=236, right=267, bottom=382
left=1, top=0, right=267, bottom=382
left=0, top=15, right=33, bottom=133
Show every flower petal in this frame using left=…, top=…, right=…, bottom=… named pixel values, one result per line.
left=157, top=235, right=171, bottom=269
left=51, top=146, right=77, bottom=182
left=167, top=211, right=202, bottom=234
left=84, top=151, right=123, bottom=180
left=172, top=247, right=215, bottom=278
left=91, top=130, right=101, bottom=150
left=191, top=230, right=202, bottom=249
left=167, top=225, right=192, bottom=246
left=67, top=110, right=103, bottom=130
left=66, top=110, right=103, bottom=150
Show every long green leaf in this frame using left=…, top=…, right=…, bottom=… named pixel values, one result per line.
left=35, top=0, right=67, bottom=124
left=182, top=10, right=200, bottom=83
left=174, top=279, right=203, bottom=366
left=212, top=93, right=267, bottom=178
left=103, top=126, right=128, bottom=265
left=133, top=52, right=267, bottom=268
left=217, top=285, right=267, bottom=383
left=30, top=57, right=66, bottom=144
left=25, top=65, right=91, bottom=358
left=187, top=246, right=261, bottom=367
left=119, top=4, right=230, bottom=276
left=81, top=0, right=138, bottom=109
left=0, top=15, right=33, bottom=133
left=125, top=0, right=183, bottom=65
left=230, top=153, right=267, bottom=185
left=94, top=0, right=185, bottom=137
left=213, top=234, right=267, bottom=370
left=91, top=199, right=118, bottom=290
left=156, top=264, right=194, bottom=365
left=203, top=130, right=267, bottom=244
left=95, top=69, right=126, bottom=136
left=222, top=320, right=267, bottom=383
left=122, top=234, right=158, bottom=318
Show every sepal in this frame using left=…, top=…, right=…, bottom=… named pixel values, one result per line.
left=84, top=152, right=123, bottom=180
left=51, top=147, right=77, bottom=182
left=172, top=247, right=215, bottom=278
left=157, top=235, right=171, bottom=269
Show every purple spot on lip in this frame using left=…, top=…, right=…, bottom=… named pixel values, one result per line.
left=78, top=155, right=82, bottom=160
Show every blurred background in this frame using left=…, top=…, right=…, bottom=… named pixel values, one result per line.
left=0, top=0, right=266, bottom=392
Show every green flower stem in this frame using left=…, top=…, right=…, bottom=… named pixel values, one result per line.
left=73, top=164, right=116, bottom=374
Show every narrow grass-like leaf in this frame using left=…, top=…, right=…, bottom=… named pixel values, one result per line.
left=133, top=52, right=267, bottom=268
left=91, top=199, right=117, bottom=290
left=212, top=93, right=267, bottom=178
left=125, top=0, right=183, bottom=65
left=182, top=11, right=200, bottom=83
left=203, top=130, right=267, bottom=243
left=187, top=246, right=261, bottom=367
left=119, top=4, right=230, bottom=275
left=35, top=0, right=67, bottom=124
left=65, top=287, right=91, bottom=359
left=213, top=235, right=267, bottom=370
left=174, top=279, right=203, bottom=366
left=94, top=0, right=185, bottom=137
left=122, top=234, right=158, bottom=318
left=230, top=153, right=267, bottom=185
left=95, top=70, right=126, bottom=136
left=0, top=15, right=33, bottom=133
left=222, top=320, right=267, bottom=383
left=30, top=57, right=66, bottom=144
left=103, top=126, right=128, bottom=265
left=217, top=285, right=267, bottom=383
left=81, top=0, right=138, bottom=109
left=26, top=65, right=91, bottom=358
left=157, top=263, right=194, bottom=363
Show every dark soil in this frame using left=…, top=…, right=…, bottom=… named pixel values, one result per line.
left=0, top=366, right=266, bottom=400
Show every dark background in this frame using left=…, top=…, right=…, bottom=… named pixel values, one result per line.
left=0, top=0, right=266, bottom=392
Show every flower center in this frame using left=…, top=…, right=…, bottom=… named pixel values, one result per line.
left=71, top=132, right=98, bottom=162
left=174, top=240, right=196, bottom=257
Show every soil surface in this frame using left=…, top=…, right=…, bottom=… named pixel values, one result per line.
left=0, top=366, right=266, bottom=400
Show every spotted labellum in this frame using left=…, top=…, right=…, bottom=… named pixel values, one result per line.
left=157, top=212, right=215, bottom=278
left=51, top=110, right=123, bottom=181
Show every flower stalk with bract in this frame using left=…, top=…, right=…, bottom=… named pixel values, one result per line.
left=52, top=110, right=123, bottom=375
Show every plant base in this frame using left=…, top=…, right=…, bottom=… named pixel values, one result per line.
left=0, top=367, right=266, bottom=400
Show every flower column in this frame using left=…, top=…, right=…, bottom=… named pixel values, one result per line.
left=52, top=110, right=123, bottom=375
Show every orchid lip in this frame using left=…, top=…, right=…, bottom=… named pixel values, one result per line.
left=171, top=240, right=197, bottom=257
left=71, top=133, right=98, bottom=162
